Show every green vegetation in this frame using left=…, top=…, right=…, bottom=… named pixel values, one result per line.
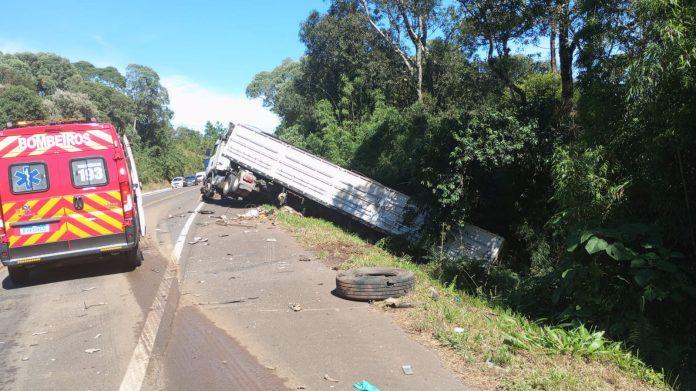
left=249, top=0, right=696, bottom=387
left=0, top=52, right=220, bottom=182
left=274, top=207, right=670, bottom=390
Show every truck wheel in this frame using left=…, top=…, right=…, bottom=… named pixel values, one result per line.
left=124, top=247, right=142, bottom=270
left=8, top=266, right=29, bottom=284
left=335, top=267, right=414, bottom=301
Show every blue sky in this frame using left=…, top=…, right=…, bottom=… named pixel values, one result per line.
left=0, top=0, right=329, bottom=130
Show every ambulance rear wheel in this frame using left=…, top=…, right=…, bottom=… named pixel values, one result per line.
left=8, top=266, right=29, bottom=284
left=124, top=247, right=142, bottom=270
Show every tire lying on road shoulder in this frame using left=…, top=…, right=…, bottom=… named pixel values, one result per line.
left=335, top=267, right=414, bottom=301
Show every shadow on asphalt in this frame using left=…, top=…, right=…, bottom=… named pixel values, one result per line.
left=2, top=255, right=134, bottom=290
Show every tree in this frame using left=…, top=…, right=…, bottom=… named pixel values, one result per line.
left=125, top=64, right=173, bottom=146
left=0, top=85, right=46, bottom=124
left=44, top=89, right=100, bottom=120
left=360, top=0, right=442, bottom=101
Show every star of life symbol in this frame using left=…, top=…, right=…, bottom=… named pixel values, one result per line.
left=14, top=166, right=42, bottom=191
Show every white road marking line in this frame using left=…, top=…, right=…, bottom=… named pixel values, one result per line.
left=118, top=199, right=203, bottom=391
left=173, top=201, right=204, bottom=260
left=142, top=188, right=171, bottom=197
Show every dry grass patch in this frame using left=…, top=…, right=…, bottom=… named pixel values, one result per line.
left=274, top=209, right=672, bottom=391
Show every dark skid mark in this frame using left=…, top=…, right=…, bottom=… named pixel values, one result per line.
left=160, top=305, right=290, bottom=390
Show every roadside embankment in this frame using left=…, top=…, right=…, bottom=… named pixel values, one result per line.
left=272, top=208, right=672, bottom=391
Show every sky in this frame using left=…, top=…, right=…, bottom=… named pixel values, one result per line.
left=0, top=0, right=329, bottom=131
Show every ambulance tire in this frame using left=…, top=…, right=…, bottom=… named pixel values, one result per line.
left=124, top=247, right=142, bottom=270
left=8, top=266, right=29, bottom=285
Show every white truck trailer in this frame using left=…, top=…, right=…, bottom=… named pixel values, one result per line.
left=202, top=123, right=504, bottom=263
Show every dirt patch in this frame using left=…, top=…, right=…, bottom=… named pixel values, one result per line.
left=311, top=240, right=369, bottom=269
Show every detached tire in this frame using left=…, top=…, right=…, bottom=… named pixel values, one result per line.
left=335, top=267, right=414, bottom=301
left=8, top=266, right=29, bottom=284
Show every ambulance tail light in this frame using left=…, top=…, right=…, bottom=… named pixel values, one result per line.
left=120, top=181, right=134, bottom=223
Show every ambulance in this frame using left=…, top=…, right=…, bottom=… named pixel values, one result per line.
left=0, top=119, right=146, bottom=283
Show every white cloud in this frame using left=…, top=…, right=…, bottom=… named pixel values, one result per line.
left=162, top=75, right=280, bottom=133
left=0, top=39, right=32, bottom=54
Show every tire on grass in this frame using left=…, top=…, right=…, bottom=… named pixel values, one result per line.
left=335, top=267, right=414, bottom=301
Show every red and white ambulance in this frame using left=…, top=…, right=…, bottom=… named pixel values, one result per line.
left=0, top=119, right=146, bottom=283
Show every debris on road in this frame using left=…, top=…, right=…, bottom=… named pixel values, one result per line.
left=299, top=257, right=312, bottom=262
left=454, top=327, right=465, bottom=334
left=384, top=297, right=414, bottom=309
left=288, top=303, right=303, bottom=312
left=21, top=357, right=29, bottom=361
left=296, top=386, right=307, bottom=390
left=402, top=364, right=414, bottom=375
left=84, top=348, right=101, bottom=354
left=238, top=209, right=259, bottom=219
left=429, top=287, right=440, bottom=301
left=354, top=380, right=380, bottom=391
left=188, top=237, right=209, bottom=245
left=197, top=299, right=246, bottom=305
left=324, top=374, right=340, bottom=383
left=81, top=286, right=96, bottom=292
left=199, top=210, right=215, bottom=215
left=266, top=238, right=277, bottom=242
left=94, top=333, right=102, bottom=339
left=84, top=301, right=106, bottom=310
left=32, top=331, right=48, bottom=336
left=336, top=267, right=415, bottom=301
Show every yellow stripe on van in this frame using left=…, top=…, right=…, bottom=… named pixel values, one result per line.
left=23, top=233, right=44, bottom=246
left=90, top=211, right=123, bottom=231
left=71, top=214, right=111, bottom=235
left=35, top=197, right=61, bottom=219
left=46, top=223, right=68, bottom=243
left=67, top=224, right=90, bottom=239
left=2, top=202, right=15, bottom=214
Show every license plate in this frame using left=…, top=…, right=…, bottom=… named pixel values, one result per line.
left=19, top=224, right=50, bottom=235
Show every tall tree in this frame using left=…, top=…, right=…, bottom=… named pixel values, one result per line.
left=360, top=0, right=441, bottom=101
left=125, top=64, right=173, bottom=145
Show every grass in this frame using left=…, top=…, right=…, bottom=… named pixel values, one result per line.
left=272, top=208, right=673, bottom=391
left=142, top=181, right=170, bottom=192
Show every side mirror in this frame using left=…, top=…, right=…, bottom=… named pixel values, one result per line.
left=205, top=148, right=211, bottom=157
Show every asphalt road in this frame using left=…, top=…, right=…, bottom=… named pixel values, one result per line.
left=0, top=187, right=467, bottom=391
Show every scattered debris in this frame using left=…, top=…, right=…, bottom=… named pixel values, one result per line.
left=222, top=360, right=227, bottom=364
left=219, top=234, right=229, bottom=237
left=168, top=214, right=173, bottom=219
left=84, top=348, right=101, bottom=354
left=354, top=380, right=380, bottom=391
left=198, top=299, right=245, bottom=305
left=453, top=327, right=465, bottom=334
left=266, top=238, right=277, bottom=242
left=401, top=365, right=414, bottom=375
left=281, top=205, right=302, bottom=216
left=219, top=214, right=228, bottom=220
left=84, top=302, right=106, bottom=310
left=296, top=386, right=307, bottom=390
left=94, top=333, right=102, bottom=339
left=324, top=374, right=340, bottom=383
left=32, top=331, right=48, bottom=336
left=151, top=268, right=160, bottom=273
left=247, top=296, right=260, bottom=300
left=199, top=210, right=215, bottom=215
left=384, top=297, right=414, bottom=309
left=21, top=357, right=29, bottom=361
left=188, top=237, right=209, bottom=245
left=81, top=287, right=96, bottom=292
left=429, top=287, right=440, bottom=301
left=299, top=257, right=312, bottom=262
left=288, top=303, right=303, bottom=312
left=238, top=209, right=259, bottom=219
left=264, top=364, right=276, bottom=370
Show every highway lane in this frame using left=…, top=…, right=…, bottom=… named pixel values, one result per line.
left=0, top=187, right=200, bottom=390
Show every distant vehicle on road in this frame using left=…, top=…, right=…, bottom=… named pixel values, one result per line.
left=171, top=177, right=184, bottom=188
left=0, top=119, right=146, bottom=283
left=195, top=171, right=206, bottom=183
left=183, top=176, right=197, bottom=187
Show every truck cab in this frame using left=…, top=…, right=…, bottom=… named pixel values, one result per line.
left=0, top=120, right=145, bottom=283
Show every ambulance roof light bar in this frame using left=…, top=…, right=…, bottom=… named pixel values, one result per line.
left=4, top=117, right=97, bottom=129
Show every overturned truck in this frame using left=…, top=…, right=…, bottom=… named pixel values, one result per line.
left=202, top=123, right=504, bottom=263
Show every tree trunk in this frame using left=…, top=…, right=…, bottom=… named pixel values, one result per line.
left=550, top=21, right=558, bottom=73
left=557, top=0, right=574, bottom=119
left=416, top=43, right=424, bottom=101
